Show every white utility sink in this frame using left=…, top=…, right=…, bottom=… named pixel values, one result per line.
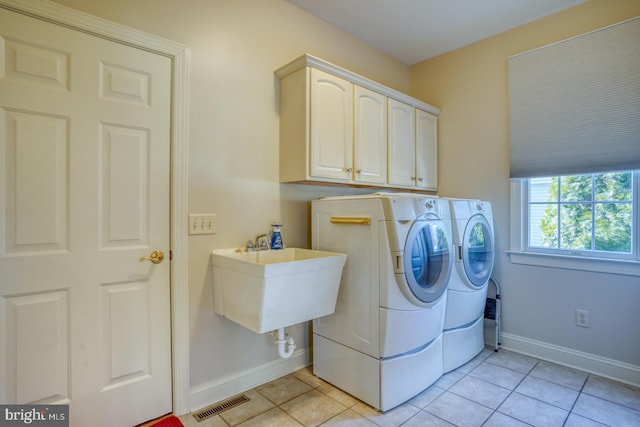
left=211, top=248, right=347, bottom=334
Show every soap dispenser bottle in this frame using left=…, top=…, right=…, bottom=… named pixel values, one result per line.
left=270, top=221, right=284, bottom=250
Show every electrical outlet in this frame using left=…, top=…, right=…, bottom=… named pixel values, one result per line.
left=189, top=214, right=216, bottom=235
left=576, top=309, right=590, bottom=328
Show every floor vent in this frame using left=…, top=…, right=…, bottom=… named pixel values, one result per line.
left=192, top=394, right=250, bottom=422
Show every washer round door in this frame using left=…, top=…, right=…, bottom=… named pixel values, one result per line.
left=462, top=214, right=495, bottom=288
left=403, top=214, right=452, bottom=304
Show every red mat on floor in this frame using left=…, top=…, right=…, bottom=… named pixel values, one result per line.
left=150, top=415, right=183, bottom=427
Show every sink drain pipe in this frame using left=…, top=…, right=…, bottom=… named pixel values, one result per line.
left=275, top=328, right=296, bottom=358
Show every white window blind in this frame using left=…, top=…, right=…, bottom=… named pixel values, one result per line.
left=508, top=17, right=640, bottom=179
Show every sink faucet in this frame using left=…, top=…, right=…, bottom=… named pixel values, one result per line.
left=256, top=234, right=269, bottom=250
left=247, top=234, right=270, bottom=251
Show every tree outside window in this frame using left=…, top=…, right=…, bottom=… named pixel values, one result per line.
left=529, top=172, right=633, bottom=254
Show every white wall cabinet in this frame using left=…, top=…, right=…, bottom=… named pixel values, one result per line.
left=416, top=109, right=438, bottom=191
left=354, top=85, right=387, bottom=185
left=277, top=54, right=439, bottom=191
left=388, top=98, right=416, bottom=188
left=309, top=68, right=353, bottom=182
left=279, top=67, right=388, bottom=185
left=388, top=101, right=438, bottom=191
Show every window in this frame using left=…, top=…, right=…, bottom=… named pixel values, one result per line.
left=507, top=18, right=640, bottom=275
left=529, top=171, right=634, bottom=258
left=509, top=171, right=640, bottom=275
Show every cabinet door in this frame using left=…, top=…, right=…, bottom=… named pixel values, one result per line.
left=387, top=98, right=416, bottom=187
left=354, top=86, right=387, bottom=185
left=416, top=109, right=438, bottom=190
left=310, top=68, right=353, bottom=181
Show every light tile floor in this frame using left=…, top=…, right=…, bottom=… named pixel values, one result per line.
left=179, top=348, right=640, bottom=427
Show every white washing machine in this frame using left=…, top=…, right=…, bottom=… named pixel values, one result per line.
left=311, top=193, right=453, bottom=411
left=442, top=198, right=495, bottom=372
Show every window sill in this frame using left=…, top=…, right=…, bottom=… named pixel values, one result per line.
left=507, top=251, right=640, bottom=277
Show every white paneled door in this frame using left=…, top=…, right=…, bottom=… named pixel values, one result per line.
left=0, top=7, right=172, bottom=427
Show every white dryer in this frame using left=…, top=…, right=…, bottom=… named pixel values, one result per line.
left=311, top=193, right=453, bottom=411
left=442, top=198, right=495, bottom=372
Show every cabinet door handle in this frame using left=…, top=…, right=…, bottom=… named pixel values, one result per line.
left=345, top=167, right=353, bottom=173
left=418, top=177, right=424, bottom=182
left=411, top=176, right=416, bottom=181
left=356, top=169, right=362, bottom=174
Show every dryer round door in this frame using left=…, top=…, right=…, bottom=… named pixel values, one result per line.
left=403, top=215, right=452, bottom=304
left=462, top=214, right=494, bottom=288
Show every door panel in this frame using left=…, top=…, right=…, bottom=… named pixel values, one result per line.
left=4, top=109, right=68, bottom=254
left=3, top=291, right=69, bottom=404
left=3, top=37, right=69, bottom=90
left=101, top=282, right=149, bottom=389
left=0, top=7, right=172, bottom=426
left=100, top=124, right=149, bottom=245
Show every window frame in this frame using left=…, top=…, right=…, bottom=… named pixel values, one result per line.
left=508, top=171, right=640, bottom=277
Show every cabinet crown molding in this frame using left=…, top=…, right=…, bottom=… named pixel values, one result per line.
left=275, top=54, right=440, bottom=116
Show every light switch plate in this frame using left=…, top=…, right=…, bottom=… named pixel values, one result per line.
left=189, top=214, right=216, bottom=235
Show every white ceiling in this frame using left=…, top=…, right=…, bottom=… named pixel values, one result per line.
left=287, top=0, right=587, bottom=64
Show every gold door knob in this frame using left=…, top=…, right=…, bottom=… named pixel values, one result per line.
left=140, top=250, right=165, bottom=264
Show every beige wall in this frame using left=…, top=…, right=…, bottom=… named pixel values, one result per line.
left=51, top=0, right=409, bottom=406
left=411, top=0, right=640, bottom=369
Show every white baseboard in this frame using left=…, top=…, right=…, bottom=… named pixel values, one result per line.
left=485, top=330, right=640, bottom=388
left=188, top=348, right=310, bottom=413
